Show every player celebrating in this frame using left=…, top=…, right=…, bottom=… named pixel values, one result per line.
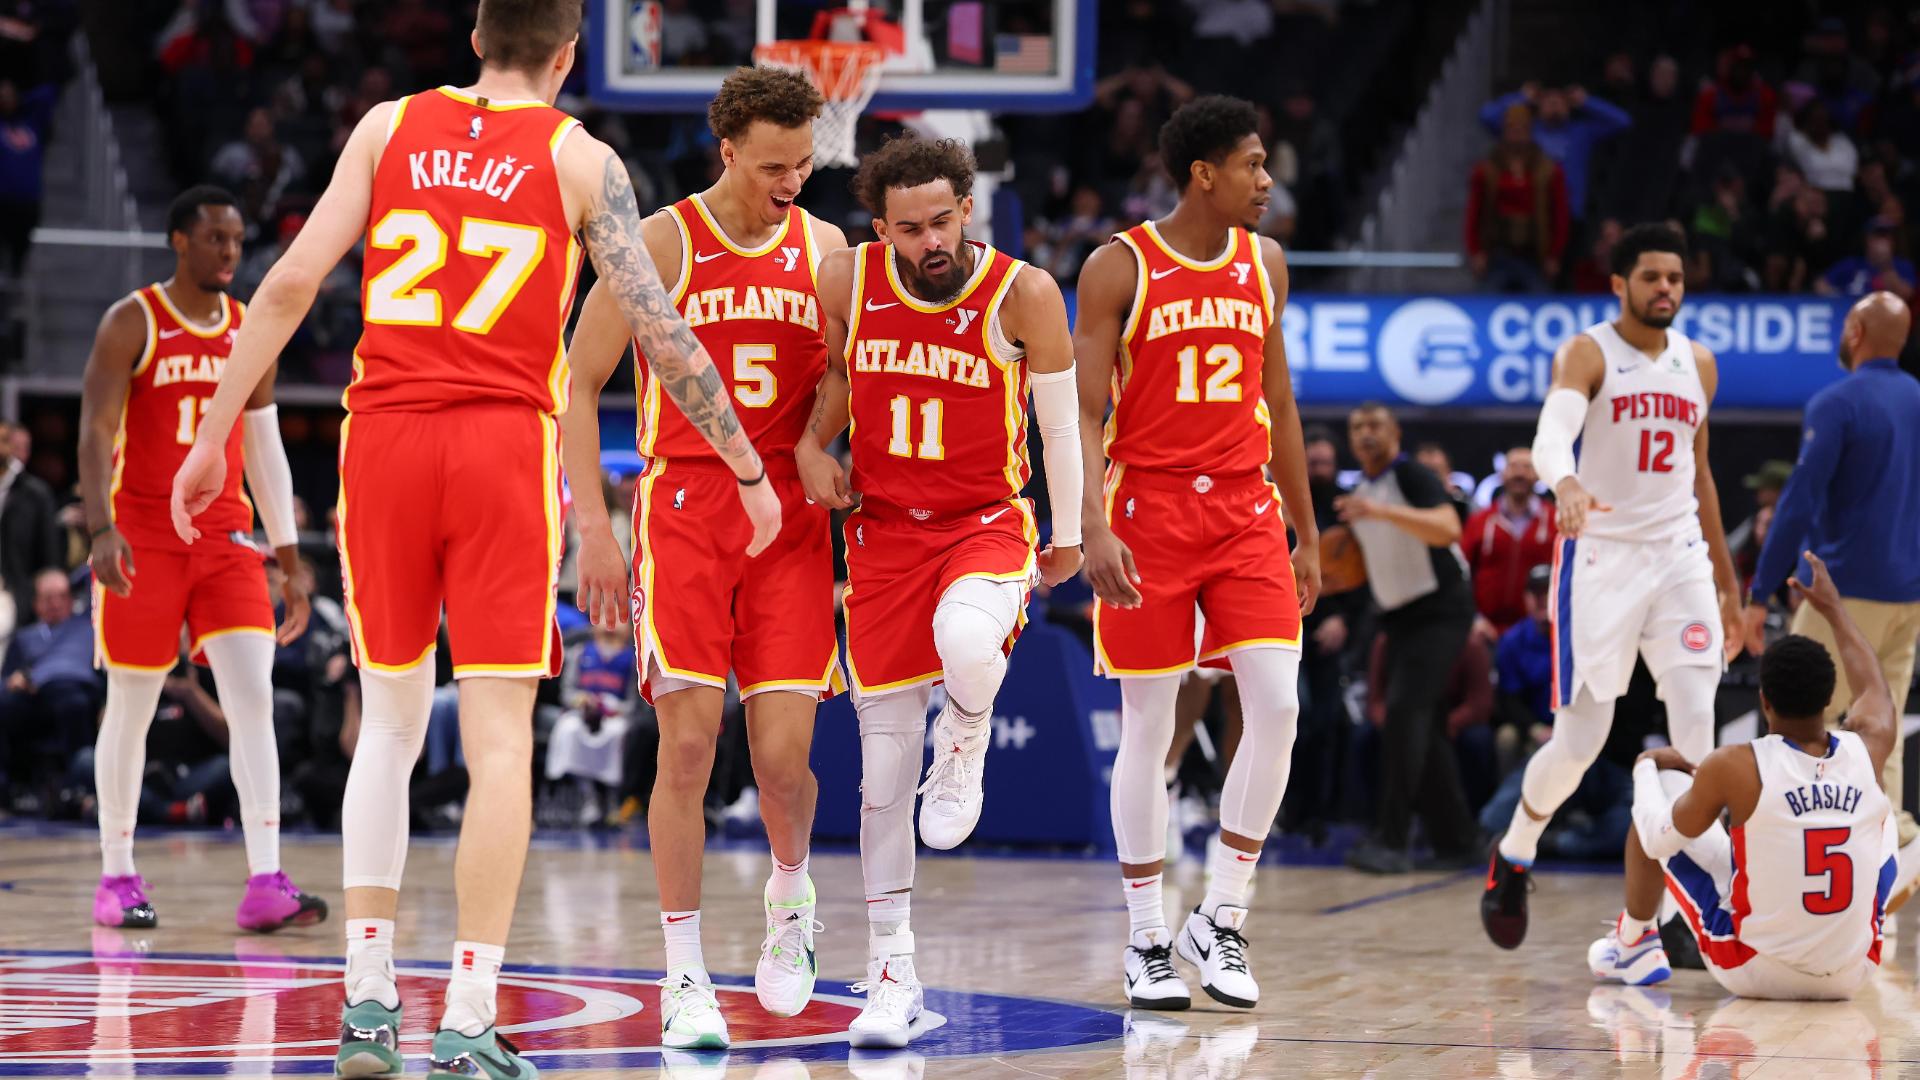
left=1073, top=95, right=1319, bottom=1011
left=1483, top=223, right=1745, bottom=949
left=796, top=134, right=1084, bottom=1047
left=1592, top=551, right=1895, bottom=1000
left=78, top=185, right=321, bottom=933
left=171, top=3, right=775, bottom=1077
left=562, top=66, right=845, bottom=1049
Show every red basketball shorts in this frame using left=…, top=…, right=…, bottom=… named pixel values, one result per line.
left=842, top=498, right=1037, bottom=697
left=93, top=538, right=274, bottom=670
left=337, top=403, right=563, bottom=677
left=629, top=457, right=841, bottom=703
left=1093, top=465, right=1302, bottom=677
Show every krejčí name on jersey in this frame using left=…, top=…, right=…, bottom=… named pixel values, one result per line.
left=851, top=338, right=993, bottom=389
left=150, top=353, right=226, bottom=388
left=681, top=286, right=820, bottom=332
left=406, top=149, right=535, bottom=203
left=1142, top=295, right=1265, bottom=342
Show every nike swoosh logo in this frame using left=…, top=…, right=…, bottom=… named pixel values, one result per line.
left=157, top=328, right=186, bottom=339
left=1254, top=501, right=1271, bottom=514
left=1191, top=940, right=1212, bottom=960
left=1235, top=854, right=1257, bottom=862
left=1150, top=267, right=1178, bottom=280
left=1615, top=365, right=1636, bottom=374
left=693, top=251, right=725, bottom=263
left=980, top=507, right=1011, bottom=524
left=865, top=299, right=899, bottom=312
left=665, top=914, right=696, bottom=923
left=1129, top=880, right=1153, bottom=889
left=473, top=1049, right=522, bottom=1078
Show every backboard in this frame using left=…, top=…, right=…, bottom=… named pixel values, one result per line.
left=587, top=0, right=1095, bottom=114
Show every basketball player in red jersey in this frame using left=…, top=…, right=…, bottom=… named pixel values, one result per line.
left=796, top=134, right=1085, bottom=1047
left=562, top=67, right=845, bottom=1049
left=170, top=3, right=774, bottom=1076
left=77, top=184, right=323, bottom=934
left=1074, top=96, right=1320, bottom=1012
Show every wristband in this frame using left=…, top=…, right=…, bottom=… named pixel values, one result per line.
left=738, top=467, right=767, bottom=487
left=91, top=524, right=116, bottom=540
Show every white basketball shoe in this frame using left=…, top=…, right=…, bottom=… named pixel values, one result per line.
left=1588, top=920, right=1672, bottom=986
left=917, top=703, right=989, bottom=849
left=658, top=969, right=730, bottom=1049
left=1122, top=927, right=1191, bottom=1010
left=1176, top=905, right=1258, bottom=1009
left=848, top=931, right=924, bottom=1049
left=755, top=879, right=821, bottom=1017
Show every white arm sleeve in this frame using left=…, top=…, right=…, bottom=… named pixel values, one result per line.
left=1630, top=759, right=1691, bottom=860
left=1030, top=367, right=1083, bottom=548
left=1532, top=387, right=1590, bottom=492
left=242, top=405, right=298, bottom=549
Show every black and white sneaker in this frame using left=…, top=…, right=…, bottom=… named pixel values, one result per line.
left=1175, top=906, right=1257, bottom=1008
left=1122, top=927, right=1190, bottom=1010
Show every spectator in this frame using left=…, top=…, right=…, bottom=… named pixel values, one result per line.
left=1466, top=104, right=1570, bottom=294
left=1729, top=459, right=1791, bottom=587
left=1286, top=424, right=1358, bottom=839
left=1602, top=56, right=1687, bottom=226
left=1269, top=87, right=1341, bottom=247
left=1336, top=403, right=1478, bottom=874
left=1463, top=447, right=1556, bottom=639
left=1494, top=565, right=1555, bottom=773
left=1478, top=82, right=1630, bottom=219
left=1413, top=442, right=1473, bottom=524
left=379, top=0, right=454, bottom=82
left=1744, top=292, right=1920, bottom=849
left=0, top=419, right=64, bottom=620
left=1571, top=217, right=1623, bottom=293
left=1817, top=218, right=1916, bottom=301
left=308, top=0, right=355, bottom=55
left=1765, top=180, right=1837, bottom=292
left=1784, top=101, right=1860, bottom=196
left=210, top=106, right=305, bottom=234
left=1688, top=164, right=1762, bottom=290
left=0, top=79, right=55, bottom=278
left=1691, top=44, right=1777, bottom=141
left=0, top=569, right=101, bottom=799
left=544, top=622, right=641, bottom=826
left=1363, top=629, right=1496, bottom=814
left=1793, top=16, right=1879, bottom=131
left=1033, top=185, right=1116, bottom=282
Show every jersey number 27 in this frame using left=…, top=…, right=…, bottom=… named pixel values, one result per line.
left=364, top=210, right=545, bottom=332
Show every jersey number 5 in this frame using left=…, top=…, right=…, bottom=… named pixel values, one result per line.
left=1636, top=429, right=1676, bottom=473
left=1803, top=826, right=1854, bottom=915
left=364, top=210, right=546, bottom=332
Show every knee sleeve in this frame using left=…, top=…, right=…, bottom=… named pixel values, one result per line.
left=1219, top=648, right=1302, bottom=842
left=857, top=689, right=928, bottom=896
left=1112, top=674, right=1181, bottom=864
left=342, top=654, right=436, bottom=891
left=932, top=578, right=1021, bottom=716
left=96, top=668, right=168, bottom=838
left=1656, top=664, right=1719, bottom=766
left=1519, top=688, right=1615, bottom=820
left=202, top=633, right=280, bottom=817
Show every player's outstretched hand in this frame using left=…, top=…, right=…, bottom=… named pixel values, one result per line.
left=1292, top=540, right=1321, bottom=617
left=89, top=527, right=136, bottom=598
left=170, top=439, right=227, bottom=544
left=575, top=527, right=631, bottom=629
left=1740, top=602, right=1768, bottom=657
left=1787, top=549, right=1842, bottom=613
left=1551, top=476, right=1611, bottom=538
left=739, top=475, right=782, bottom=558
left=795, top=443, right=854, bottom=510
left=276, top=564, right=311, bottom=645
left=1037, top=543, right=1083, bottom=587
left=1083, top=525, right=1142, bottom=608
left=1636, top=745, right=1696, bottom=774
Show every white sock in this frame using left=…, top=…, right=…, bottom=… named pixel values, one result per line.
left=1201, top=837, right=1258, bottom=916
left=241, top=803, right=281, bottom=876
left=1499, top=806, right=1550, bottom=867
left=662, top=910, right=704, bottom=979
left=344, top=918, right=399, bottom=1008
left=441, top=940, right=504, bottom=1036
left=867, top=891, right=910, bottom=940
left=769, top=854, right=811, bottom=905
left=97, top=668, right=167, bottom=878
left=1618, top=910, right=1657, bottom=944
left=1123, top=872, right=1166, bottom=937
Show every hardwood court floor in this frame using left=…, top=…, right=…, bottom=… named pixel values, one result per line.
left=1, top=824, right=1915, bottom=1077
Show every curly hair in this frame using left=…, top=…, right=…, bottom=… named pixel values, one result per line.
left=1610, top=222, right=1689, bottom=277
left=852, top=133, right=975, bottom=217
left=707, top=66, right=825, bottom=143
left=1759, top=633, right=1837, bottom=722
left=475, top=0, right=583, bottom=76
left=1158, top=95, right=1260, bottom=192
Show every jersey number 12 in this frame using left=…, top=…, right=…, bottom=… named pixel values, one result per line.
left=1636, top=429, right=1676, bottom=474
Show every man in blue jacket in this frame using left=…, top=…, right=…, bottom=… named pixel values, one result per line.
left=1743, top=291, right=1920, bottom=848
left=1480, top=82, right=1631, bottom=220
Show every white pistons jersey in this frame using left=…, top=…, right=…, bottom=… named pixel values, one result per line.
left=1573, top=322, right=1705, bottom=543
left=1729, top=732, right=1893, bottom=975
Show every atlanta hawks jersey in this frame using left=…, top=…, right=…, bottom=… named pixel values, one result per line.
left=846, top=240, right=1030, bottom=519
left=1106, top=222, right=1274, bottom=476
left=636, top=193, right=825, bottom=459
left=113, top=285, right=251, bottom=552
left=1573, top=322, right=1706, bottom=543
left=1723, top=732, right=1893, bottom=973
left=347, top=87, right=584, bottom=415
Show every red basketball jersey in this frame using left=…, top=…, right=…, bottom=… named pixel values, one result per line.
left=846, top=240, right=1029, bottom=519
left=114, top=285, right=251, bottom=552
left=636, top=194, right=826, bottom=459
left=1107, top=222, right=1275, bottom=475
left=347, top=87, right=584, bottom=415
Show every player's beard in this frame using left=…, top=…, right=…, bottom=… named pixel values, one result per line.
left=903, top=245, right=973, bottom=304
left=1630, top=292, right=1677, bottom=329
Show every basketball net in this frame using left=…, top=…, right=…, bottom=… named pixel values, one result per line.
left=753, top=39, right=885, bottom=169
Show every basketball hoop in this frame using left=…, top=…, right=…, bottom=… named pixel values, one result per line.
left=754, top=40, right=884, bottom=169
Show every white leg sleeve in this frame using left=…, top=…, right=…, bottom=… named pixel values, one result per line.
left=1655, top=664, right=1719, bottom=767
left=1112, top=674, right=1182, bottom=864
left=202, top=632, right=282, bottom=875
left=1219, top=647, right=1302, bottom=842
left=1518, top=686, right=1617, bottom=820
left=857, top=685, right=931, bottom=896
left=96, top=668, right=168, bottom=877
left=342, top=655, right=436, bottom=891
left=931, top=577, right=1023, bottom=718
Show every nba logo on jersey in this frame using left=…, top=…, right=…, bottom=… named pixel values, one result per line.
left=1682, top=622, right=1711, bottom=652
left=468, top=115, right=483, bottom=140
left=673, top=487, right=686, bottom=510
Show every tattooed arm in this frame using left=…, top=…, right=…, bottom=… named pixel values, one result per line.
left=559, top=134, right=780, bottom=556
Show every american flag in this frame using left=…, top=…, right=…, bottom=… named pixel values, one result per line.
left=994, top=34, right=1053, bottom=74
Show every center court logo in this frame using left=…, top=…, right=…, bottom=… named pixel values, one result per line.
left=1376, top=300, right=1480, bottom=405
